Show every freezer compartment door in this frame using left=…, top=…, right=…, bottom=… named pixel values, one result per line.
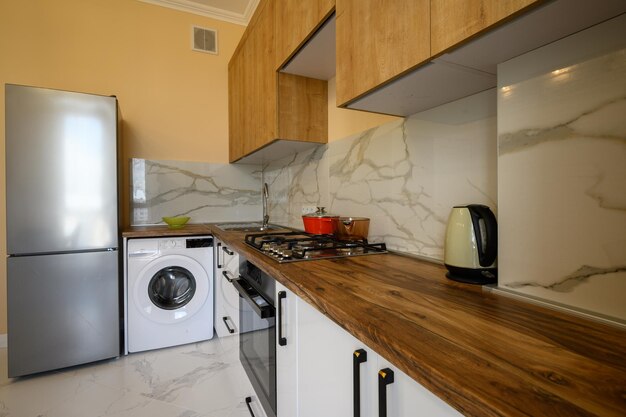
left=8, top=251, right=120, bottom=377
left=6, top=84, right=118, bottom=254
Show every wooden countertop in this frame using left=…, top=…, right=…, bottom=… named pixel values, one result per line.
left=122, top=224, right=212, bottom=238
left=207, top=225, right=626, bottom=417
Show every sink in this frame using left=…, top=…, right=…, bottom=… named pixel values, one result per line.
left=216, top=222, right=284, bottom=232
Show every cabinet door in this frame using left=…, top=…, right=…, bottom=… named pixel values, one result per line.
left=297, top=299, right=376, bottom=417
left=229, top=0, right=278, bottom=162
left=377, top=357, right=462, bottom=417
left=228, top=47, right=246, bottom=162
left=431, top=0, right=540, bottom=56
left=246, top=0, right=277, bottom=156
left=214, top=240, right=240, bottom=337
left=277, top=73, right=328, bottom=142
left=335, top=0, right=430, bottom=106
left=292, top=292, right=460, bottom=416
left=275, top=0, right=335, bottom=69
left=276, top=282, right=297, bottom=417
left=229, top=0, right=329, bottom=162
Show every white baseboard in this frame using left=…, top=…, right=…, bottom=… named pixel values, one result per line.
left=0, top=334, right=6, bottom=348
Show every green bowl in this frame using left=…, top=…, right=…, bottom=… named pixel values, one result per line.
left=162, top=216, right=190, bottom=229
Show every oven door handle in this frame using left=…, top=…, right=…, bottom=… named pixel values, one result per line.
left=278, top=291, right=287, bottom=346
left=232, top=278, right=275, bottom=319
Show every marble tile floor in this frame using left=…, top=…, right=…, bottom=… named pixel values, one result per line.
left=0, top=336, right=256, bottom=417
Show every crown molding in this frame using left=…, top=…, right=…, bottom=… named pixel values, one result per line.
left=138, top=0, right=260, bottom=26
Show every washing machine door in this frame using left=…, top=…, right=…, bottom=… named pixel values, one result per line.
left=149, top=265, right=196, bottom=310
left=134, top=254, right=210, bottom=324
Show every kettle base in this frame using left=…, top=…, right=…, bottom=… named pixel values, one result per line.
left=445, top=265, right=497, bottom=285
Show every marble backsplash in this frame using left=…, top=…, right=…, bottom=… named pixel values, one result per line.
left=264, top=89, right=498, bottom=261
left=126, top=16, right=623, bottom=324
left=497, top=16, right=626, bottom=322
left=130, top=158, right=262, bottom=225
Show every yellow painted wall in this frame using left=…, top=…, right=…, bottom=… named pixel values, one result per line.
left=327, top=77, right=400, bottom=142
left=0, top=0, right=245, bottom=334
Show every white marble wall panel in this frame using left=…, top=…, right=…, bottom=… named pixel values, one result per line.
left=328, top=121, right=402, bottom=245
left=264, top=145, right=330, bottom=229
left=131, top=159, right=262, bottom=225
left=497, top=17, right=626, bottom=321
left=264, top=89, right=498, bottom=261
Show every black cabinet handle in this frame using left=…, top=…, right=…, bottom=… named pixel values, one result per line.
left=245, top=397, right=256, bottom=417
left=216, top=242, right=223, bottom=268
left=353, top=349, right=368, bottom=417
left=222, top=316, right=235, bottom=334
left=222, top=246, right=234, bottom=256
left=222, top=270, right=238, bottom=283
left=378, top=368, right=394, bottom=417
left=278, top=291, right=287, bottom=346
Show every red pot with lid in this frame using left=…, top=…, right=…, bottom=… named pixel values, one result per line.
left=302, top=207, right=339, bottom=235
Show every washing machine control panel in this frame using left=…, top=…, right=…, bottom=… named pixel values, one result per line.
left=159, top=239, right=184, bottom=250
left=186, top=237, right=213, bottom=248
left=156, top=237, right=214, bottom=251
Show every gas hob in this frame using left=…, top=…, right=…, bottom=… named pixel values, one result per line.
left=244, top=231, right=387, bottom=263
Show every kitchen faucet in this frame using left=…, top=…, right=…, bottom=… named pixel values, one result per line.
left=262, top=182, right=269, bottom=230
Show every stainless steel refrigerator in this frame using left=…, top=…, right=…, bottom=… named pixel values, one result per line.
left=5, top=84, right=120, bottom=377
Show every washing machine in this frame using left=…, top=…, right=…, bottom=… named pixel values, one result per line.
left=126, top=236, right=214, bottom=353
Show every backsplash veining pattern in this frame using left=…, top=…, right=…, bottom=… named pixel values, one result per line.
left=264, top=90, right=498, bottom=260
left=497, top=18, right=626, bottom=321
left=131, top=159, right=262, bottom=225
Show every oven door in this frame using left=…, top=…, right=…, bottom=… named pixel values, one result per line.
left=232, top=278, right=276, bottom=417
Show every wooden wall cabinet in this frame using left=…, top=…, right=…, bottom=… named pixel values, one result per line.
left=229, top=0, right=277, bottom=161
left=335, top=0, right=431, bottom=107
left=334, top=0, right=545, bottom=109
left=334, top=0, right=623, bottom=117
left=431, top=0, right=541, bottom=56
left=228, top=0, right=328, bottom=163
left=275, top=0, right=335, bottom=69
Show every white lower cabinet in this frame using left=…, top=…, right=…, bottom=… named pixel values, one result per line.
left=276, top=282, right=298, bottom=417
left=297, top=298, right=376, bottom=417
left=377, top=357, right=462, bottom=417
left=276, top=285, right=462, bottom=417
left=214, top=238, right=240, bottom=337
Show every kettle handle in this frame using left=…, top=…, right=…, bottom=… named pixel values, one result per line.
left=467, top=205, right=498, bottom=267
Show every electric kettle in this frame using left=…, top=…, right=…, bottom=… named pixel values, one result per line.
left=444, top=204, right=498, bottom=284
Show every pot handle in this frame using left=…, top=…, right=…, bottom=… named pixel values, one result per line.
left=342, top=219, right=355, bottom=231
left=467, top=205, right=498, bottom=267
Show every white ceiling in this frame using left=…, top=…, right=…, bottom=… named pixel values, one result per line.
left=138, top=0, right=260, bottom=25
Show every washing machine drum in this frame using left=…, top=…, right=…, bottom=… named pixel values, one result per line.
left=135, top=254, right=210, bottom=324
left=148, top=266, right=196, bottom=310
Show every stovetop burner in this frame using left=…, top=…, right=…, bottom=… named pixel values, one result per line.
left=245, top=231, right=387, bottom=263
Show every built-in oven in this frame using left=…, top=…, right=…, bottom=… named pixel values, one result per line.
left=231, top=260, right=276, bottom=417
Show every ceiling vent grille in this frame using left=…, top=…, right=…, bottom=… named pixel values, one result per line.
left=192, top=26, right=218, bottom=54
